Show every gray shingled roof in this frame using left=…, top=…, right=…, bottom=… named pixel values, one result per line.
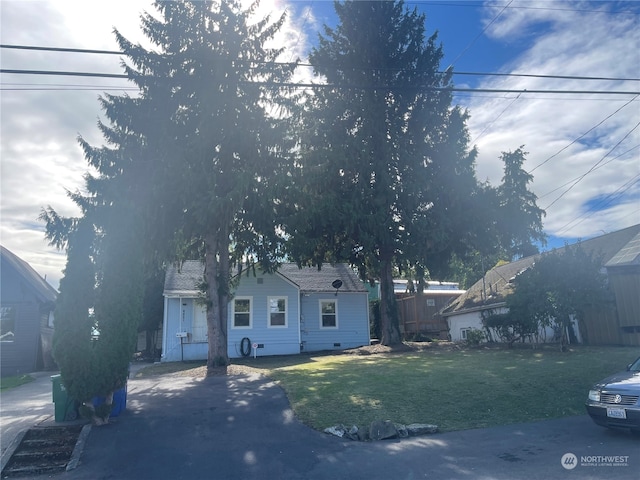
left=442, top=224, right=640, bottom=316
left=163, top=261, right=367, bottom=295
left=1, top=246, right=58, bottom=302
left=163, top=260, right=205, bottom=296
left=278, top=263, right=367, bottom=293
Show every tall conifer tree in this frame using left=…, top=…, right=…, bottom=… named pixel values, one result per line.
left=287, top=1, right=479, bottom=345
left=110, top=0, right=296, bottom=373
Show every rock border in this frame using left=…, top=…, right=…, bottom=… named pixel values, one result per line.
left=324, top=420, right=438, bottom=441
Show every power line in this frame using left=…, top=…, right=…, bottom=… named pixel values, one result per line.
left=3, top=45, right=639, bottom=82
left=0, top=44, right=122, bottom=55
left=537, top=145, right=640, bottom=200
left=542, top=122, right=640, bottom=210
left=554, top=174, right=640, bottom=235
left=406, top=1, right=640, bottom=15
left=1, top=69, right=128, bottom=79
left=2, top=69, right=639, bottom=95
left=529, top=95, right=640, bottom=173
left=471, top=92, right=521, bottom=144
left=448, top=0, right=513, bottom=68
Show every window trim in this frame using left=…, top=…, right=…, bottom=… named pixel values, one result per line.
left=267, top=296, right=288, bottom=328
left=232, top=296, right=253, bottom=329
left=319, top=299, right=338, bottom=329
left=461, top=328, right=470, bottom=340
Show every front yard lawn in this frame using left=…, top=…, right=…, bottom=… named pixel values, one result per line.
left=241, top=345, right=639, bottom=432
left=139, top=345, right=639, bottom=432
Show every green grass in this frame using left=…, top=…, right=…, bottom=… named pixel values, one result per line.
left=0, top=374, right=35, bottom=391
left=138, top=345, right=639, bottom=433
left=243, top=345, right=639, bottom=432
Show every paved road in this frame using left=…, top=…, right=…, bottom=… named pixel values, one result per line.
left=2, top=368, right=638, bottom=480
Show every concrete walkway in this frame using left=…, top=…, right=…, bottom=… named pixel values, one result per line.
left=0, top=371, right=56, bottom=455
left=2, top=367, right=638, bottom=480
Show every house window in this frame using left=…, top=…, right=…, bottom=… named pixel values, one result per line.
left=233, top=297, right=252, bottom=328
left=1, top=306, right=16, bottom=342
left=461, top=328, right=470, bottom=340
left=320, top=300, right=338, bottom=328
left=268, top=297, right=287, bottom=328
left=192, top=304, right=207, bottom=342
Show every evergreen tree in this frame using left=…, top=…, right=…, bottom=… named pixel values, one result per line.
left=497, top=147, right=546, bottom=258
left=109, top=0, right=296, bottom=373
left=286, top=1, right=478, bottom=345
left=49, top=218, right=98, bottom=411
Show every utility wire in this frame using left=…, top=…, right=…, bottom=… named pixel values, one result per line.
left=554, top=174, right=640, bottom=235
left=2, top=69, right=639, bottom=95
left=537, top=145, right=640, bottom=200
left=471, top=92, right=521, bottom=144
left=543, top=122, right=640, bottom=210
left=405, top=2, right=640, bottom=15
left=448, top=0, right=513, bottom=68
left=529, top=95, right=640, bottom=173
left=3, top=44, right=639, bottom=82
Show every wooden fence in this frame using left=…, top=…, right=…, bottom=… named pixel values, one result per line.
left=396, top=292, right=462, bottom=340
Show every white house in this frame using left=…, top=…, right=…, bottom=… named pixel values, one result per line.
left=441, top=225, right=640, bottom=345
left=161, top=262, right=370, bottom=362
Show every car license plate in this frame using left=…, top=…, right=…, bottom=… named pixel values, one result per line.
left=606, top=407, right=626, bottom=419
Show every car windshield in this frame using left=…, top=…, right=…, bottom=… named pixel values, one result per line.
left=630, top=357, right=640, bottom=372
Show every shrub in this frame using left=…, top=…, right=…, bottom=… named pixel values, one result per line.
left=465, top=328, right=485, bottom=346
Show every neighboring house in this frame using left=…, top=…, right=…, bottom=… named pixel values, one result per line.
left=396, top=283, right=465, bottom=340
left=161, top=262, right=370, bottom=362
left=441, top=224, right=640, bottom=346
left=1, top=246, right=58, bottom=376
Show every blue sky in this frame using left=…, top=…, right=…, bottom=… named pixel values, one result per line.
left=1, top=0, right=639, bottom=287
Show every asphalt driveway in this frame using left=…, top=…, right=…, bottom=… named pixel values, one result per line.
left=2, top=368, right=638, bottom=480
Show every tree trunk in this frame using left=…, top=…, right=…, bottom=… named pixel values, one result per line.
left=379, top=249, right=401, bottom=345
left=205, top=233, right=228, bottom=375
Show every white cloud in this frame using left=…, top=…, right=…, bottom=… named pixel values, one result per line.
left=0, top=0, right=313, bottom=288
left=465, top=0, right=640, bottom=243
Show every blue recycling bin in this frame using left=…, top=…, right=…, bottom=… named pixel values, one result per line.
left=92, top=384, right=127, bottom=418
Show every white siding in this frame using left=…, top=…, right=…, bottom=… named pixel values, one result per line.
left=447, top=308, right=578, bottom=344
left=447, top=311, right=484, bottom=342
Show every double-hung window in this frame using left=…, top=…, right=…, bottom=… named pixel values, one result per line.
left=268, top=297, right=287, bottom=328
left=233, top=297, right=252, bottom=328
left=320, top=300, right=338, bottom=328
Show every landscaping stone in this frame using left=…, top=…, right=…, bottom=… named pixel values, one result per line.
left=406, top=423, right=438, bottom=435
left=323, top=425, right=347, bottom=438
left=323, top=420, right=438, bottom=442
left=395, top=423, right=409, bottom=438
left=369, top=420, right=398, bottom=441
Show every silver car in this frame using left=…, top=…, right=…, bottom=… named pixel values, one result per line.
left=585, top=356, right=640, bottom=433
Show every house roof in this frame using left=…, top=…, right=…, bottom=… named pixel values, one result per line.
left=278, top=263, right=368, bottom=293
left=441, top=223, right=640, bottom=317
left=163, top=260, right=206, bottom=296
left=605, top=230, right=640, bottom=267
left=163, top=261, right=368, bottom=296
left=0, top=245, right=58, bottom=303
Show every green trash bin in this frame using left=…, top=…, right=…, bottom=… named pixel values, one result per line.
left=51, top=374, right=77, bottom=422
